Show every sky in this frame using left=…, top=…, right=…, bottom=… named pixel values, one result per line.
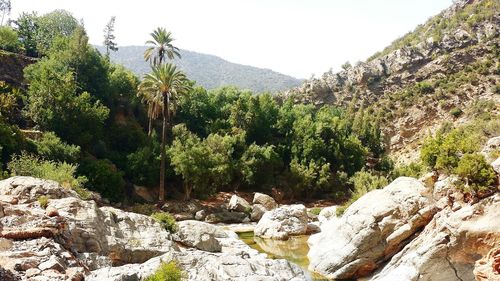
left=10, top=0, right=453, bottom=79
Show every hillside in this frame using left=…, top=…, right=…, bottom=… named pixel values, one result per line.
left=96, top=46, right=302, bottom=93
left=285, top=0, right=500, bottom=164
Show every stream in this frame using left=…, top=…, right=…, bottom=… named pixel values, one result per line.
left=237, top=231, right=329, bottom=281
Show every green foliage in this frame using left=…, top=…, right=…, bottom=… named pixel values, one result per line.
left=337, top=170, right=388, bottom=216
left=12, top=12, right=39, bottom=57
left=8, top=152, right=88, bottom=191
left=33, top=132, right=80, bottom=163
left=38, top=195, right=49, bottom=209
left=35, top=10, right=80, bottom=55
left=144, top=261, right=185, bottom=281
left=0, top=26, right=23, bottom=53
left=449, top=107, right=462, bottom=118
left=77, top=157, right=125, bottom=202
left=24, top=57, right=109, bottom=147
left=240, top=143, right=282, bottom=190
left=126, top=139, right=160, bottom=187
left=151, top=212, right=177, bottom=233
left=455, top=153, right=496, bottom=192
left=309, top=207, right=321, bottom=216
left=0, top=119, right=27, bottom=165
left=392, top=162, right=426, bottom=179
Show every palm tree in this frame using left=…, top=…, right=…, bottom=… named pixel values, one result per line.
left=144, top=27, right=181, bottom=66
left=138, top=63, right=191, bottom=202
left=144, top=27, right=181, bottom=135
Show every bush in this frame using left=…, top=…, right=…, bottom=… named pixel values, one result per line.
left=392, top=162, right=426, bottom=179
left=309, top=207, right=321, bottom=216
left=450, top=107, right=462, bottom=118
left=38, top=195, right=49, bottom=209
left=0, top=26, right=23, bottom=53
left=33, top=132, right=80, bottom=163
left=144, top=261, right=185, bottom=281
left=151, top=212, right=177, bottom=233
left=455, top=153, right=496, bottom=192
left=7, top=152, right=89, bottom=195
left=77, top=157, right=125, bottom=202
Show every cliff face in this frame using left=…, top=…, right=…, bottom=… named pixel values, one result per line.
left=0, top=50, right=37, bottom=88
left=285, top=0, right=500, bottom=163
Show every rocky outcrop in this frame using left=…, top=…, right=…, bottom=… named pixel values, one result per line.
left=0, top=177, right=306, bottom=280
left=307, top=177, right=436, bottom=279
left=250, top=204, right=267, bottom=222
left=255, top=204, right=309, bottom=240
left=253, top=192, right=278, bottom=210
left=474, top=248, right=500, bottom=281
left=369, top=194, right=500, bottom=281
left=173, top=220, right=227, bottom=252
left=481, top=136, right=500, bottom=163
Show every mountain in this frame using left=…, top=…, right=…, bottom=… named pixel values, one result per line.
left=285, top=0, right=499, bottom=164
left=96, top=46, right=302, bottom=93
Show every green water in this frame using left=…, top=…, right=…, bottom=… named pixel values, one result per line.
left=238, top=232, right=329, bottom=281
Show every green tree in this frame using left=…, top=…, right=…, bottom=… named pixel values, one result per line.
left=33, top=132, right=80, bottom=163
left=35, top=10, right=80, bottom=55
left=103, top=16, right=118, bottom=57
left=13, top=12, right=39, bottom=57
left=137, top=63, right=191, bottom=202
left=0, top=26, right=22, bottom=53
left=455, top=153, right=496, bottom=191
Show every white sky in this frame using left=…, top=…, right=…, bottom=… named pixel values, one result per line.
left=10, top=0, right=452, bottom=78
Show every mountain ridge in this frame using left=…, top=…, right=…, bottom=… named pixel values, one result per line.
left=95, top=45, right=303, bottom=93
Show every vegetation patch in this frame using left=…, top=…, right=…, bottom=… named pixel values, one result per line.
left=144, top=261, right=185, bottom=281
left=151, top=212, right=177, bottom=233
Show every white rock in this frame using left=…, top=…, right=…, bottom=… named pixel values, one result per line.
left=255, top=204, right=308, bottom=240
left=253, top=192, right=278, bottom=210
left=228, top=195, right=251, bottom=212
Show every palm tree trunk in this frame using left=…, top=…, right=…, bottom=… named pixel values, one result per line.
left=159, top=97, right=167, bottom=202
left=148, top=117, right=153, bottom=136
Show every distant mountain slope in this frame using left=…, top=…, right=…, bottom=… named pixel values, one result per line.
left=95, top=46, right=302, bottom=93
left=285, top=0, right=499, bottom=164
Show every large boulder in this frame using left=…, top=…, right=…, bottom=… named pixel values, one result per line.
left=254, top=204, right=308, bottom=240
left=250, top=204, right=267, bottom=222
left=0, top=177, right=77, bottom=203
left=253, top=192, right=278, bottom=210
left=369, top=194, right=500, bottom=281
left=308, top=177, right=436, bottom=279
left=228, top=195, right=251, bottom=212
left=173, top=220, right=227, bottom=252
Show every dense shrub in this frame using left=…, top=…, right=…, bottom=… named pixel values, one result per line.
left=455, top=153, right=496, bottom=192
left=151, top=212, right=177, bottom=233
left=449, top=107, right=462, bottom=118
left=391, top=162, right=426, bottom=179
left=33, top=132, right=80, bottom=163
left=7, top=152, right=89, bottom=197
left=144, top=261, right=185, bottom=281
left=77, top=157, right=125, bottom=202
left=0, top=26, right=23, bottom=53
left=38, top=195, right=49, bottom=209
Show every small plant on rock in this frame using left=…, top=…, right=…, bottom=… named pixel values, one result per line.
left=144, top=261, right=185, bottom=281
left=38, top=195, right=49, bottom=209
left=151, top=212, right=177, bottom=233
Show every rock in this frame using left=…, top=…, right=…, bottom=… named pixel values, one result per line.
left=162, top=200, right=204, bottom=217
left=252, top=192, right=278, bottom=210
left=195, top=210, right=207, bottom=221
left=26, top=268, right=41, bottom=277
left=433, top=175, right=458, bottom=200
left=88, top=244, right=307, bottom=281
left=38, top=256, right=64, bottom=272
left=205, top=210, right=248, bottom=224
left=491, top=157, right=500, bottom=174
left=173, top=220, right=227, bottom=252
left=306, top=223, right=320, bottom=235
left=317, top=205, right=338, bottom=225
left=0, top=177, right=77, bottom=203
left=228, top=195, right=251, bottom=213
left=369, top=194, right=500, bottom=281
left=250, top=204, right=266, bottom=221
left=132, top=185, right=156, bottom=203
left=45, top=206, right=59, bottom=217
left=481, top=136, right=500, bottom=163
left=254, top=204, right=308, bottom=240
left=308, top=177, right=436, bottom=279
left=474, top=248, right=500, bottom=281
left=0, top=267, right=19, bottom=281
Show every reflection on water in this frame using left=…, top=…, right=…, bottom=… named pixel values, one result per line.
left=238, top=232, right=329, bottom=281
